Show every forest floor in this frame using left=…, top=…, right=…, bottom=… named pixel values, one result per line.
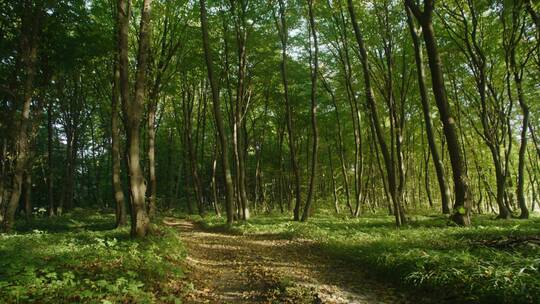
left=172, top=213, right=540, bottom=304
left=164, top=217, right=415, bottom=304
left=1, top=210, right=538, bottom=303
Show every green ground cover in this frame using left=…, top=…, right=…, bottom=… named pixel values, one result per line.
left=0, top=209, right=186, bottom=303
left=200, top=212, right=540, bottom=304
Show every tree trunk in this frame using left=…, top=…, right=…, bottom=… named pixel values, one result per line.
left=3, top=2, right=41, bottom=232
left=117, top=0, right=152, bottom=237
left=47, top=98, right=55, bottom=217
left=0, top=139, right=6, bottom=223
left=199, top=0, right=235, bottom=225
left=183, top=88, right=205, bottom=216
left=330, top=1, right=361, bottom=216
left=112, top=60, right=127, bottom=227
left=211, top=145, right=221, bottom=216
left=229, top=0, right=250, bottom=221
left=276, top=0, right=302, bottom=221
left=406, top=0, right=471, bottom=226
left=515, top=70, right=530, bottom=219
left=329, top=146, right=340, bottom=214
left=277, top=123, right=285, bottom=213
left=348, top=0, right=405, bottom=226
left=405, top=7, right=450, bottom=214
left=301, top=0, right=319, bottom=222
left=165, top=128, right=174, bottom=209
left=147, top=102, right=157, bottom=218
left=320, top=74, right=352, bottom=215
left=23, top=172, right=32, bottom=222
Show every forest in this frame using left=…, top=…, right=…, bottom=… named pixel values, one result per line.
left=0, top=0, right=539, bottom=303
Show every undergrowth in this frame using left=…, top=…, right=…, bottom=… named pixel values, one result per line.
left=0, top=209, right=186, bottom=303
left=201, top=212, right=540, bottom=304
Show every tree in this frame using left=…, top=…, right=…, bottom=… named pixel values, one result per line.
left=111, top=59, right=126, bottom=227
left=275, top=0, right=303, bottom=221
left=3, top=1, right=43, bottom=232
left=405, top=0, right=472, bottom=226
left=405, top=6, right=451, bottom=214
left=199, top=0, right=235, bottom=225
left=117, top=0, right=153, bottom=237
left=301, top=0, right=320, bottom=222
left=348, top=0, right=406, bottom=226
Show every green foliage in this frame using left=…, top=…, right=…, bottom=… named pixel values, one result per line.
left=202, top=213, right=540, bottom=304
left=0, top=210, right=186, bottom=303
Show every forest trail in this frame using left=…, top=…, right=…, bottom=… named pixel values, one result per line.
left=163, top=218, right=413, bottom=304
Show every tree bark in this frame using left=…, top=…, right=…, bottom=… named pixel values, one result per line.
left=514, top=64, right=530, bottom=219
left=330, top=1, right=361, bottom=216
left=3, top=2, right=42, bottom=232
left=183, top=87, right=205, bottom=216
left=405, top=6, right=451, bottom=214
left=211, top=144, right=221, bottom=216
left=301, top=0, right=319, bottom=222
left=112, top=60, right=127, bottom=227
left=199, top=0, right=235, bottom=225
left=117, top=0, right=152, bottom=237
left=405, top=0, right=471, bottom=226
left=147, top=101, right=157, bottom=218
left=23, top=172, right=32, bottom=222
left=328, top=146, right=340, bottom=214
left=348, top=0, right=405, bottom=226
left=320, top=73, right=352, bottom=215
left=276, top=0, right=302, bottom=220
left=47, top=98, right=55, bottom=217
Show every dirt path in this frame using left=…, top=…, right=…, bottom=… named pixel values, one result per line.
left=164, top=218, right=414, bottom=304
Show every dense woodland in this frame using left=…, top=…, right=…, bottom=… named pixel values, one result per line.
left=2, top=0, right=539, bottom=232
left=0, top=0, right=540, bottom=302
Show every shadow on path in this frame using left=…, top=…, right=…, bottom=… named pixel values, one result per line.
left=164, top=217, right=417, bottom=304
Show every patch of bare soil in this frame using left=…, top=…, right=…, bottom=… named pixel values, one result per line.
left=163, top=218, right=415, bottom=304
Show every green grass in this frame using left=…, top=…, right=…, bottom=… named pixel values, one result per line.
left=0, top=209, right=186, bottom=303
left=200, top=212, right=540, bottom=304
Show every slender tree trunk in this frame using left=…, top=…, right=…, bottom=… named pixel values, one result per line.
left=90, top=114, right=102, bottom=206
left=165, top=128, right=174, bottom=209
left=530, top=123, right=540, bottom=159
left=112, top=60, right=126, bottom=226
left=183, top=88, right=205, bottom=216
left=147, top=101, right=157, bottom=218
left=276, top=0, right=302, bottom=221
left=230, top=0, right=250, bottom=220
left=515, top=71, right=530, bottom=219
left=277, top=124, right=285, bottom=213
left=199, top=0, right=235, bottom=225
left=117, top=0, right=152, bottom=237
left=0, top=139, right=6, bottom=222
left=348, top=0, right=404, bottom=226
left=182, top=140, right=194, bottom=214
left=331, top=2, right=362, bottom=216
left=64, top=125, right=79, bottom=211
left=329, top=146, right=339, bottom=214
left=424, top=145, right=434, bottom=208
left=211, top=145, right=221, bottom=216
left=406, top=0, right=471, bottom=226
left=527, top=150, right=538, bottom=212
left=23, top=172, right=31, bottom=222
left=47, top=98, right=55, bottom=217
left=405, top=7, right=450, bottom=214
left=301, top=0, right=319, bottom=222
left=320, top=74, right=352, bottom=215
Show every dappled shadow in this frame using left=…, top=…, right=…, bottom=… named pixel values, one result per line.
left=1, top=212, right=186, bottom=303
left=13, top=210, right=118, bottom=234
left=173, top=217, right=420, bottom=303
